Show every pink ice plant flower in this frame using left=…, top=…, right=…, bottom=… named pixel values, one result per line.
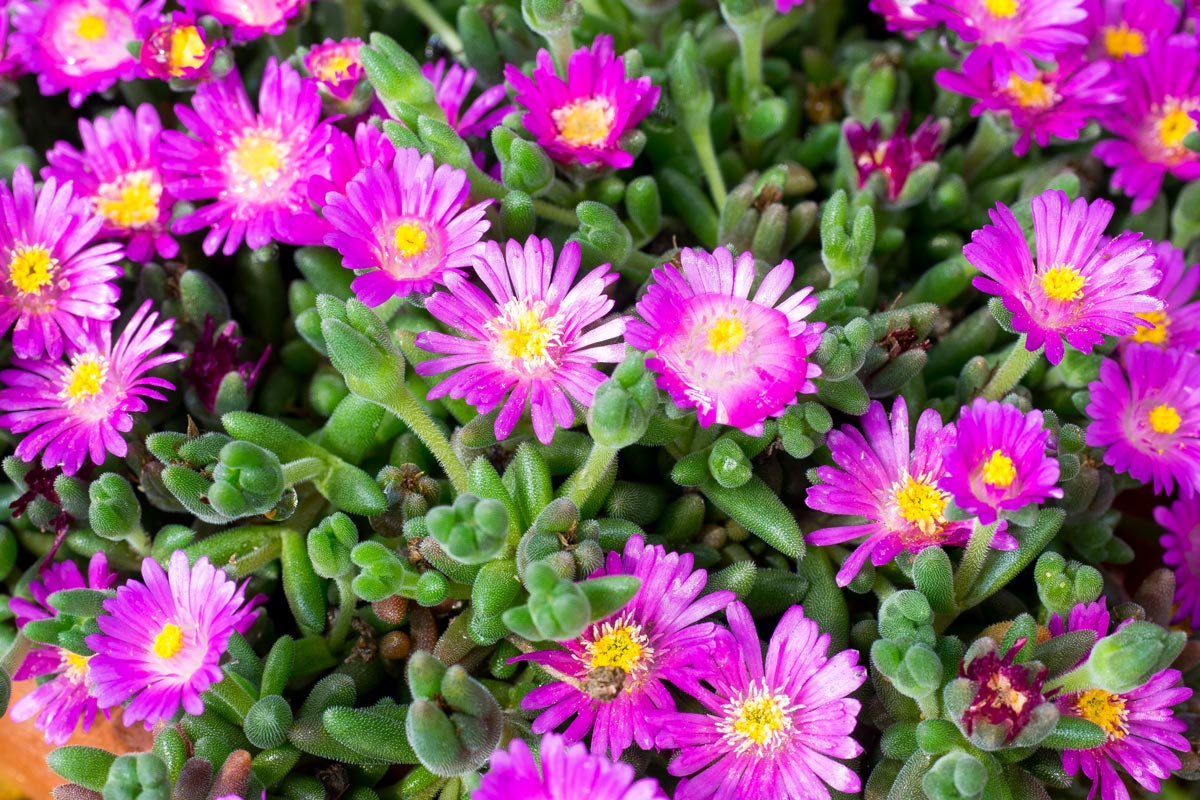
left=137, top=11, right=223, bottom=81
left=0, top=300, right=184, bottom=476
left=940, top=398, right=1062, bottom=525
left=183, top=0, right=306, bottom=42
left=162, top=59, right=335, bottom=256
left=9, top=553, right=117, bottom=745
left=504, top=35, right=660, bottom=169
left=513, top=536, right=734, bottom=760
left=1157, top=497, right=1200, bottom=629
left=627, top=247, right=823, bottom=434
left=1079, top=0, right=1181, bottom=61
left=965, top=190, right=1161, bottom=365
left=415, top=237, right=626, bottom=445
left=936, top=46, right=1122, bottom=156
left=477, top=735, right=668, bottom=800
left=322, top=147, right=491, bottom=306
left=806, top=396, right=1008, bottom=587
left=1094, top=34, right=1200, bottom=213
left=86, top=550, right=261, bottom=729
left=423, top=59, right=514, bottom=138
left=44, top=104, right=178, bottom=262
left=0, top=165, right=125, bottom=361
left=870, top=0, right=938, bottom=34
left=654, top=602, right=867, bottom=800
left=305, top=38, right=364, bottom=103
left=1123, top=241, right=1200, bottom=351
left=308, top=121, right=396, bottom=240
left=1086, top=344, right=1200, bottom=497
left=12, top=0, right=163, bottom=107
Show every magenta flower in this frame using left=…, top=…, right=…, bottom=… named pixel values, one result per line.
left=182, top=316, right=269, bottom=414
left=966, top=190, right=1160, bottom=365
left=1080, top=0, right=1181, bottom=61
left=183, top=0, right=305, bottom=41
left=308, top=121, right=395, bottom=239
left=137, top=11, right=222, bottom=81
left=1086, top=344, right=1200, bottom=497
left=305, top=38, right=364, bottom=103
left=513, top=536, right=733, bottom=760
left=627, top=247, right=823, bottom=434
left=1125, top=241, right=1200, bottom=351
left=0, top=6, right=25, bottom=79
left=0, top=300, right=183, bottom=476
left=44, top=104, right=177, bottom=262
left=845, top=114, right=943, bottom=202
left=936, top=47, right=1122, bottom=156
left=940, top=398, right=1062, bottom=525
left=322, top=147, right=491, bottom=306
left=504, top=35, right=660, bottom=169
left=776, top=0, right=806, bottom=11
left=86, top=550, right=260, bottom=729
left=12, top=0, right=161, bottom=107
left=1094, top=35, right=1200, bottom=214
left=806, top=397, right=994, bottom=587
left=654, top=602, right=866, bottom=800
left=415, top=237, right=625, bottom=445
left=919, top=0, right=1087, bottom=78
left=870, top=0, right=938, bottom=34
left=0, top=165, right=124, bottom=361
left=162, top=59, right=335, bottom=256
left=423, top=59, right=514, bottom=139
left=477, top=735, right=667, bottom=800
left=1157, top=497, right=1200, bottom=628
left=1051, top=600, right=1193, bottom=800
left=8, top=553, right=117, bottom=745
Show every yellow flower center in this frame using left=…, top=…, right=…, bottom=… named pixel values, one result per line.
left=393, top=222, right=429, bottom=258
left=8, top=245, right=55, bottom=296
left=1132, top=309, right=1170, bottom=345
left=1150, top=404, right=1182, bottom=435
left=552, top=97, right=616, bottom=148
left=168, top=26, right=208, bottom=75
left=1040, top=264, right=1086, bottom=302
left=95, top=170, right=162, bottom=229
left=77, top=13, right=107, bottom=41
left=1075, top=688, right=1128, bottom=740
left=1158, top=106, right=1196, bottom=150
left=717, top=680, right=797, bottom=755
left=1007, top=74, right=1054, bottom=109
left=153, top=623, right=185, bottom=659
left=981, top=449, right=1017, bottom=488
left=231, top=134, right=283, bottom=186
left=984, top=0, right=1018, bottom=18
left=895, top=475, right=949, bottom=534
left=61, top=650, right=91, bottom=683
left=706, top=316, right=746, bottom=355
left=61, top=356, right=108, bottom=405
left=586, top=620, right=650, bottom=674
left=489, top=299, right=563, bottom=370
left=316, top=54, right=356, bottom=82
left=1104, top=24, right=1146, bottom=59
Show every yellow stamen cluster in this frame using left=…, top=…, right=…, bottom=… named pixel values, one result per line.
left=1040, top=265, right=1086, bottom=302
left=1104, top=24, right=1146, bottom=59
left=717, top=680, right=797, bottom=755
left=168, top=26, right=208, bottom=75
left=393, top=222, right=429, bottom=258
left=8, top=245, right=56, bottom=296
left=585, top=619, right=651, bottom=676
left=1150, top=404, right=1182, bottom=435
left=553, top=97, right=616, bottom=148
left=77, top=14, right=107, bottom=41
left=489, top=299, right=564, bottom=370
left=894, top=475, right=949, bottom=534
left=1007, top=75, right=1055, bottom=109
left=231, top=134, right=283, bottom=187
left=95, top=170, right=163, bottom=230
left=706, top=316, right=747, bottom=355
left=153, top=623, right=185, bottom=659
left=1132, top=309, right=1170, bottom=346
left=984, top=0, right=1018, bottom=17
left=981, top=450, right=1017, bottom=489
left=61, top=356, right=108, bottom=406
left=1075, top=688, right=1129, bottom=740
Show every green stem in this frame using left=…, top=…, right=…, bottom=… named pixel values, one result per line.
left=731, top=18, right=766, bottom=102
left=533, top=199, right=579, bottom=227
left=545, top=27, right=576, bottom=75
left=378, top=385, right=470, bottom=496
left=283, top=456, right=326, bottom=486
left=622, top=250, right=660, bottom=283
left=398, top=0, right=463, bottom=56
left=981, top=335, right=1041, bottom=401
left=954, top=521, right=999, bottom=602
left=567, top=442, right=620, bottom=509
left=688, top=120, right=728, bottom=210
left=329, top=575, right=356, bottom=652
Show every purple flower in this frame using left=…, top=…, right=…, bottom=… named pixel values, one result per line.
left=477, top=735, right=667, bottom=800
left=940, top=398, right=1062, bottom=524
left=936, top=47, right=1122, bottom=156
left=86, top=550, right=260, bottom=729
left=137, top=12, right=223, bottom=81
left=870, top=0, right=938, bottom=34
left=1125, top=241, right=1200, bottom=350
left=12, top=0, right=162, bottom=107
left=513, top=536, right=734, bottom=760
left=305, top=38, right=364, bottom=104
left=0, top=300, right=183, bottom=476
left=845, top=114, right=943, bottom=202
left=957, top=638, right=1053, bottom=744
left=162, top=59, right=335, bottom=256
left=1157, top=497, right=1200, bottom=628
left=1086, top=344, right=1200, bottom=497
left=8, top=553, right=117, bottom=745
left=0, top=165, right=125, bottom=361
left=806, top=397, right=986, bottom=587
left=919, top=0, right=1088, bottom=78
left=423, top=59, right=514, bottom=139
left=183, top=0, right=305, bottom=42
left=654, top=602, right=866, bottom=800
left=182, top=316, right=269, bottom=414
left=626, top=247, right=823, bottom=434
left=1094, top=35, right=1200, bottom=213
left=504, top=35, right=660, bottom=169
left=1079, top=0, right=1181, bottom=61
left=415, top=237, right=625, bottom=445
left=965, top=189, right=1161, bottom=365
left=322, top=147, right=491, bottom=306
left=44, top=104, right=178, bottom=262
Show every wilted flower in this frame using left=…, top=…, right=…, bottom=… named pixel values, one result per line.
left=844, top=114, right=943, bottom=201
left=182, top=316, right=269, bottom=413
left=949, top=637, right=1057, bottom=749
